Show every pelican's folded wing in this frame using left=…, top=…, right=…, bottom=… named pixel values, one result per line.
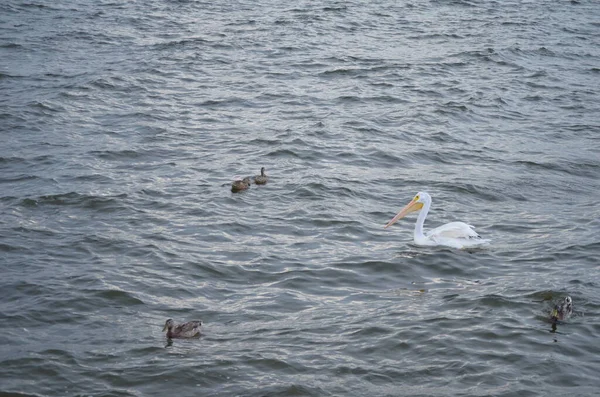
left=426, top=222, right=480, bottom=239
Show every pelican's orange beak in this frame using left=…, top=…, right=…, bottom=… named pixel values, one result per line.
left=384, top=198, right=423, bottom=228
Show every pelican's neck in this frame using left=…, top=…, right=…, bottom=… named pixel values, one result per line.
left=414, top=198, right=430, bottom=242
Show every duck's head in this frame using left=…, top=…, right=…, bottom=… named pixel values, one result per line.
left=551, top=296, right=573, bottom=321
left=162, top=319, right=174, bottom=332
left=260, top=167, right=265, bottom=176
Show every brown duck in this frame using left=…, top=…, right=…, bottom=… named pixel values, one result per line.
left=162, top=319, right=201, bottom=338
left=231, top=177, right=251, bottom=192
left=253, top=167, right=268, bottom=185
left=550, top=296, right=573, bottom=323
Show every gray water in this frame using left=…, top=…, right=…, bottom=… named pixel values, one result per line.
left=1, top=0, right=600, bottom=396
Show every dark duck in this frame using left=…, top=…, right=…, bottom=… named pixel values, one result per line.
left=162, top=319, right=202, bottom=338
left=550, top=296, right=573, bottom=323
left=231, top=177, right=251, bottom=193
left=253, top=167, right=268, bottom=185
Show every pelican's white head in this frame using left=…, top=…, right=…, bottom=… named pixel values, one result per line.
left=414, top=191, right=431, bottom=205
left=384, top=191, right=431, bottom=228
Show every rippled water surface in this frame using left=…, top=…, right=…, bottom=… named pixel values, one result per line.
left=2, top=0, right=600, bottom=395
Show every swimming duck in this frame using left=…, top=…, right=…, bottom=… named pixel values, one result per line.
left=253, top=167, right=268, bottom=185
left=550, top=296, right=573, bottom=323
left=162, top=319, right=201, bottom=338
left=231, top=177, right=251, bottom=193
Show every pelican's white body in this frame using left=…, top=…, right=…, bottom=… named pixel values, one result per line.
left=386, top=192, right=489, bottom=249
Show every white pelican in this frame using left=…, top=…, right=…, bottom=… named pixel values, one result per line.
left=384, top=191, right=489, bottom=249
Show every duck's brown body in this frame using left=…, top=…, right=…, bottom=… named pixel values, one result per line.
left=231, top=177, right=251, bottom=192
left=253, top=167, right=268, bottom=185
left=163, top=319, right=201, bottom=338
left=550, top=296, right=573, bottom=323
